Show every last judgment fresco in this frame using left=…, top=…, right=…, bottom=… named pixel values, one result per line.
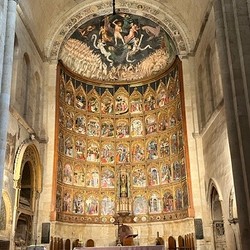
left=55, top=57, right=191, bottom=224
left=59, top=13, right=176, bottom=83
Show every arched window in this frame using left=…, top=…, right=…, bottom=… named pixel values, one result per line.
left=16, top=53, right=30, bottom=117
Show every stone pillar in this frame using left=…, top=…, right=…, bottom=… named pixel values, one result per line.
left=0, top=0, right=8, bottom=87
left=0, top=0, right=17, bottom=208
left=214, top=0, right=250, bottom=248
left=12, top=179, right=21, bottom=250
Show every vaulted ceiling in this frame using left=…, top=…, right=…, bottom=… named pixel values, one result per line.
left=18, top=0, right=212, bottom=60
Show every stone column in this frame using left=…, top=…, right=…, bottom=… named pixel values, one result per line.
left=0, top=0, right=17, bottom=208
left=214, top=0, right=250, bottom=248
left=0, top=0, right=8, bottom=87
left=11, top=178, right=21, bottom=249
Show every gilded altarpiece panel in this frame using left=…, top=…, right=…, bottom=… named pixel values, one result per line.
left=54, top=58, right=192, bottom=224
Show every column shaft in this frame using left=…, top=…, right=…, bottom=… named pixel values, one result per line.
left=0, top=0, right=17, bottom=208
left=0, top=0, right=8, bottom=92
left=214, top=0, right=250, bottom=248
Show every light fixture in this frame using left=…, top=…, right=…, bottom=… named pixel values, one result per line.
left=112, top=0, right=116, bottom=15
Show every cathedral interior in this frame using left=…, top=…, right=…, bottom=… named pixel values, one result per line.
left=0, top=0, right=250, bottom=249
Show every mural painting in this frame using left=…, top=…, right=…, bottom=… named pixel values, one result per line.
left=60, top=13, right=176, bottom=83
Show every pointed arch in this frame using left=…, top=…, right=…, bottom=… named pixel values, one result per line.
left=207, top=178, right=223, bottom=204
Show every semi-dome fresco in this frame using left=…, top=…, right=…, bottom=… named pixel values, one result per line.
left=59, top=13, right=177, bottom=83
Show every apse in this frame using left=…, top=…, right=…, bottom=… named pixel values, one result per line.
left=54, top=12, right=192, bottom=225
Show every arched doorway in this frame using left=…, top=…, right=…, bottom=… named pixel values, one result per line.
left=211, top=187, right=227, bottom=249
left=13, top=142, right=42, bottom=249
left=15, top=213, right=32, bottom=248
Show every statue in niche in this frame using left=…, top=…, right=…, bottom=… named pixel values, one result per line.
left=120, top=172, right=128, bottom=197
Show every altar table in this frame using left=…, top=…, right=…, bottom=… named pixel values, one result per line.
left=73, top=246, right=165, bottom=250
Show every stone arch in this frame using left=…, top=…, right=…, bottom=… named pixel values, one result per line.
left=12, top=141, right=43, bottom=246
left=44, top=0, right=192, bottom=61
left=13, top=140, right=42, bottom=193
left=207, top=178, right=227, bottom=249
left=207, top=178, right=223, bottom=204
